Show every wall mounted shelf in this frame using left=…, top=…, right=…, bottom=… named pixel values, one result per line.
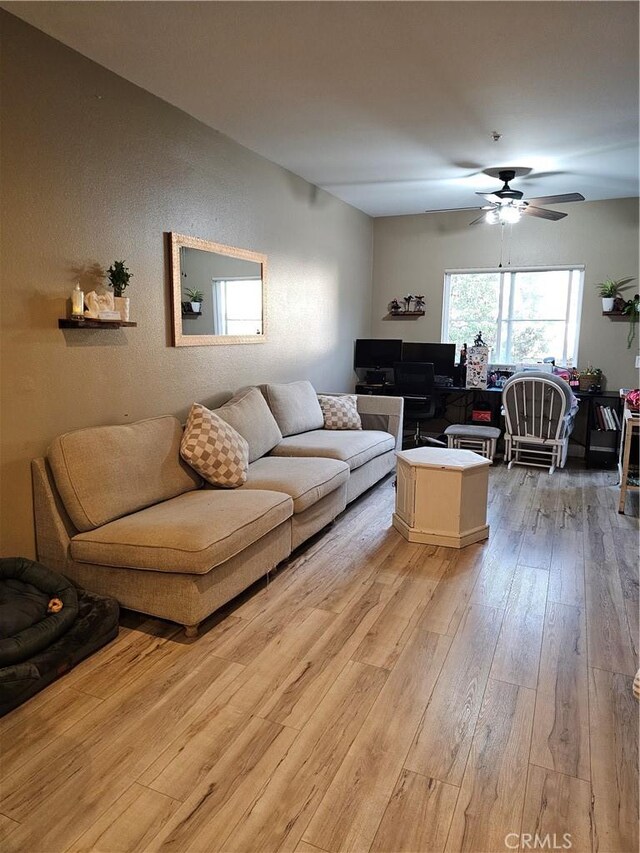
left=385, top=311, right=425, bottom=319
left=181, top=312, right=202, bottom=318
left=602, top=311, right=632, bottom=321
left=58, top=318, right=137, bottom=329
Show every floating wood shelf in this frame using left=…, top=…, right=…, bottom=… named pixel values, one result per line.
left=181, top=312, right=202, bottom=318
left=386, top=311, right=425, bottom=319
left=58, top=318, right=137, bottom=329
left=602, top=311, right=632, bottom=321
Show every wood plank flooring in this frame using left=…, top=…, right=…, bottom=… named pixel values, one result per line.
left=1, top=463, right=637, bottom=853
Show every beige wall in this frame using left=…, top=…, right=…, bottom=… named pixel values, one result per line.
left=0, top=14, right=373, bottom=557
left=372, top=198, right=639, bottom=389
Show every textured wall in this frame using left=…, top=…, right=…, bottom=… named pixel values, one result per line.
left=372, top=198, right=639, bottom=390
left=0, top=13, right=373, bottom=557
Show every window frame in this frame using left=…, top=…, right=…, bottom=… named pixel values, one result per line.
left=441, top=265, right=585, bottom=366
left=212, top=276, right=263, bottom=336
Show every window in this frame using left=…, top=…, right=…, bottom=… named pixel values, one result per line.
left=212, top=278, right=263, bottom=336
left=442, top=267, right=583, bottom=365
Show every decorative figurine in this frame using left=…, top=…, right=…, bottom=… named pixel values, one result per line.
left=414, top=295, right=425, bottom=311
left=84, top=290, right=115, bottom=318
left=474, top=331, right=487, bottom=347
left=403, top=294, right=413, bottom=313
left=388, top=299, right=402, bottom=315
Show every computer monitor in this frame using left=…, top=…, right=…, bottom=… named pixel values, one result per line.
left=354, top=339, right=403, bottom=370
left=402, top=342, right=456, bottom=378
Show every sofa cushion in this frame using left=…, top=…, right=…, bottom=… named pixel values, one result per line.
left=70, top=489, right=293, bottom=575
left=213, top=387, right=282, bottom=464
left=317, top=394, right=362, bottom=430
left=48, top=416, right=201, bottom=533
left=270, top=429, right=395, bottom=470
left=181, top=404, right=249, bottom=488
left=263, top=380, right=324, bottom=437
left=239, top=456, right=349, bottom=513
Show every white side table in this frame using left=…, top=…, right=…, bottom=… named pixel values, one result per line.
left=393, top=447, right=491, bottom=548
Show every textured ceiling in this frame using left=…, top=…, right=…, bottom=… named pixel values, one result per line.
left=5, top=1, right=639, bottom=216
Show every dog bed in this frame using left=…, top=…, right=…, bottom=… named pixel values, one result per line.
left=0, top=557, right=119, bottom=716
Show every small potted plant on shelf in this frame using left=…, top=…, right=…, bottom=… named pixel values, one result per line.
left=578, top=366, right=603, bottom=393
left=185, top=288, right=204, bottom=314
left=107, top=260, right=133, bottom=321
left=596, top=276, right=634, bottom=312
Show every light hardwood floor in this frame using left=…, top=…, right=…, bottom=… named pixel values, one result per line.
left=1, top=464, right=637, bottom=853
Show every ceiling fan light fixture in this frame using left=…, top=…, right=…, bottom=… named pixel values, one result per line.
left=499, top=205, right=521, bottom=224
left=469, top=168, right=584, bottom=227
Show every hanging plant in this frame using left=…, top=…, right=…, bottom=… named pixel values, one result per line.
left=622, top=294, right=640, bottom=348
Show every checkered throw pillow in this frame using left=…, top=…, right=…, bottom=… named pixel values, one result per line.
left=317, top=395, right=362, bottom=430
left=181, top=403, right=249, bottom=487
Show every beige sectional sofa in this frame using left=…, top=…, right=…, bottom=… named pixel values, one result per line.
left=32, top=382, right=402, bottom=635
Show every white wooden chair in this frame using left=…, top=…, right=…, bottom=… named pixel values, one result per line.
left=502, top=371, right=578, bottom=474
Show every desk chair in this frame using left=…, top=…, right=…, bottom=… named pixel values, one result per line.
left=393, top=361, right=440, bottom=446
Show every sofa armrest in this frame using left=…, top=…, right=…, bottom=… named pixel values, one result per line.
left=319, top=393, right=404, bottom=451
left=356, top=394, right=404, bottom=450
left=31, top=457, right=77, bottom=573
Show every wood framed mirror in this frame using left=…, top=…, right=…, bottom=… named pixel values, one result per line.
left=170, top=233, right=267, bottom=347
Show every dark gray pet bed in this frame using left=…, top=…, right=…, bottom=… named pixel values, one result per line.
left=0, top=557, right=119, bottom=716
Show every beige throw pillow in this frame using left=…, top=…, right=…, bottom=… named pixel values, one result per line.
left=181, top=403, right=249, bottom=488
left=317, top=395, right=362, bottom=430
left=213, top=387, right=282, bottom=463
left=264, top=380, right=324, bottom=436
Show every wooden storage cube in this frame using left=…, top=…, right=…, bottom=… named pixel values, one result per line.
left=393, top=448, right=490, bottom=548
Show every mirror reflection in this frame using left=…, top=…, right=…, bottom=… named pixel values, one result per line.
left=170, top=234, right=267, bottom=347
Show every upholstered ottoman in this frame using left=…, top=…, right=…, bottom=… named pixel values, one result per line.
left=393, top=447, right=491, bottom=548
left=444, top=424, right=501, bottom=462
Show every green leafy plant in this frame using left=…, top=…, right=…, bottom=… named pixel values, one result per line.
left=106, top=260, right=133, bottom=297
left=579, top=366, right=602, bottom=378
left=595, top=276, right=634, bottom=298
left=622, top=294, right=640, bottom=348
left=185, top=288, right=204, bottom=303
left=578, top=365, right=603, bottom=392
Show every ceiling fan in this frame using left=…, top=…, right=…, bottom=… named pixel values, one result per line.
left=470, top=169, right=585, bottom=225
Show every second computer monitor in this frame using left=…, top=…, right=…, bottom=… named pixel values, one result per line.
left=402, top=342, right=456, bottom=378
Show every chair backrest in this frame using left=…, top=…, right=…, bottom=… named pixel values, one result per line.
left=393, top=361, right=435, bottom=397
left=502, top=371, right=572, bottom=440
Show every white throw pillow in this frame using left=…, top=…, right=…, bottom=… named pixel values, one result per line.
left=181, top=403, right=249, bottom=488
left=317, top=395, right=362, bottom=430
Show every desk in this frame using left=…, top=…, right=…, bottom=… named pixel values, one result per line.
left=356, top=383, right=503, bottom=426
left=355, top=384, right=624, bottom=467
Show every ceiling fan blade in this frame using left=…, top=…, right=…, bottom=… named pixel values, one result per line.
left=523, top=206, right=567, bottom=221
left=424, top=206, right=483, bottom=213
left=476, top=192, right=502, bottom=203
left=526, top=192, right=585, bottom=205
left=469, top=212, right=489, bottom=225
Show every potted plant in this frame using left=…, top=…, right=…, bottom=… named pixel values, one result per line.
left=107, top=260, right=133, bottom=321
left=185, top=287, right=204, bottom=313
left=578, top=366, right=603, bottom=393
left=596, top=276, right=634, bottom=312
